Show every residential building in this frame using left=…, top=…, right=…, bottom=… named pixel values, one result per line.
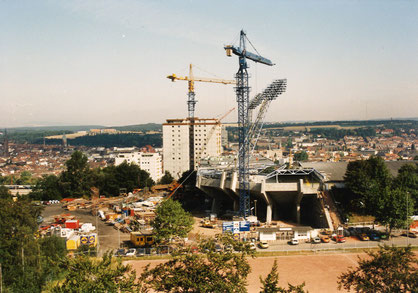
left=163, top=117, right=222, bottom=178
left=115, top=151, right=163, bottom=182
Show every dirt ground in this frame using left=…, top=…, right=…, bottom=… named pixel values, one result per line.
left=126, top=252, right=365, bottom=292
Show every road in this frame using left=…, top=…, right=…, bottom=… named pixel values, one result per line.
left=257, top=236, right=418, bottom=253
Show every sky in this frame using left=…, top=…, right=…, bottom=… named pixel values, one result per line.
left=0, top=0, right=417, bottom=128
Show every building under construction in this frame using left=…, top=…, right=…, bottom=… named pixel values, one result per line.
left=162, top=117, right=222, bottom=179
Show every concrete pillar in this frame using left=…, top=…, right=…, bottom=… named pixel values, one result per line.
left=296, top=204, right=301, bottom=224
left=220, top=171, right=226, bottom=189
left=231, top=171, right=238, bottom=193
left=266, top=204, right=273, bottom=224
left=295, top=179, right=304, bottom=224
left=211, top=197, right=221, bottom=214
left=196, top=173, right=202, bottom=188
left=233, top=199, right=239, bottom=212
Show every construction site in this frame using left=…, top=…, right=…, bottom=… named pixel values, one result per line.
left=161, top=30, right=341, bottom=230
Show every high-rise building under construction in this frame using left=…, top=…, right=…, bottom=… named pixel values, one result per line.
left=163, top=117, right=222, bottom=178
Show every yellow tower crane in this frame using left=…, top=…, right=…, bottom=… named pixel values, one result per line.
left=167, top=64, right=236, bottom=118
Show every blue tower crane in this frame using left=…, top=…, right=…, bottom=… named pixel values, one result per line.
left=225, top=30, right=274, bottom=218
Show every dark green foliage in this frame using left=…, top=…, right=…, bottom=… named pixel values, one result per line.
left=259, top=259, right=307, bottom=293
left=0, top=193, right=66, bottom=292
left=375, top=188, right=414, bottom=234
left=93, top=161, right=154, bottom=196
left=50, top=251, right=141, bottom=293
left=393, top=163, right=418, bottom=211
left=293, top=151, right=308, bottom=162
left=0, top=184, right=11, bottom=199
left=140, top=234, right=254, bottom=293
left=158, top=171, right=174, bottom=184
left=179, top=170, right=197, bottom=187
left=59, top=151, right=93, bottom=197
left=344, top=156, right=392, bottom=214
left=44, top=133, right=162, bottom=148
left=344, top=157, right=416, bottom=234
left=28, top=151, right=155, bottom=199
left=152, top=199, right=194, bottom=243
left=6, top=130, right=73, bottom=144
left=111, top=123, right=161, bottom=132
left=30, top=174, right=62, bottom=201
left=38, top=236, right=67, bottom=283
left=309, top=127, right=376, bottom=140
left=338, top=245, right=418, bottom=292
left=286, top=137, right=293, bottom=149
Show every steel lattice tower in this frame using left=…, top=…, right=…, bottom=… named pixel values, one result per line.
left=235, top=36, right=251, bottom=217
left=225, top=30, right=275, bottom=218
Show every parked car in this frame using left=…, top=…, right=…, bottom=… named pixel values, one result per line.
left=335, top=235, right=346, bottom=243
left=312, top=237, right=321, bottom=244
left=249, top=242, right=257, bottom=250
left=136, top=248, right=146, bottom=256
left=369, top=233, right=380, bottom=241
left=359, top=234, right=369, bottom=241
left=402, top=232, right=418, bottom=238
left=289, top=238, right=299, bottom=245
left=379, top=232, right=389, bottom=240
left=258, top=241, right=269, bottom=249
left=320, top=236, right=330, bottom=243
left=114, top=248, right=126, bottom=256
left=125, top=248, right=136, bottom=256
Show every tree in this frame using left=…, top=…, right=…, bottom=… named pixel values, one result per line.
left=393, top=163, right=418, bottom=211
left=50, top=251, right=141, bottom=293
left=60, top=151, right=93, bottom=197
left=159, top=171, right=174, bottom=184
left=140, top=234, right=254, bottom=293
left=0, top=193, right=49, bottom=292
left=375, top=188, right=414, bottom=235
left=344, top=156, right=392, bottom=214
left=93, top=162, right=155, bottom=196
left=30, top=174, right=62, bottom=201
left=152, top=199, right=194, bottom=243
left=338, top=245, right=418, bottom=292
left=259, top=259, right=307, bottom=293
left=293, top=151, right=308, bottom=162
left=17, top=170, right=34, bottom=185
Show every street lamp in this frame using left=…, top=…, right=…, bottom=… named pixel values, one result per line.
left=406, top=191, right=409, bottom=246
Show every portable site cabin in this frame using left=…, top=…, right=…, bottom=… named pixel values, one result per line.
left=66, top=235, right=80, bottom=250
left=79, top=233, right=97, bottom=247
left=130, top=231, right=155, bottom=247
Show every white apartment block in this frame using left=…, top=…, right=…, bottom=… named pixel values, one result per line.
left=163, top=118, right=222, bottom=178
left=114, top=152, right=163, bottom=182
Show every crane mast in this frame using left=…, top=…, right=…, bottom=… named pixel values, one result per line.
left=225, top=30, right=274, bottom=218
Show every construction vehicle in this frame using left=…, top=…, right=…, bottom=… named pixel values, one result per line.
left=167, top=64, right=236, bottom=118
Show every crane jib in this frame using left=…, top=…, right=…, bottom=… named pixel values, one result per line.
left=224, top=46, right=274, bottom=66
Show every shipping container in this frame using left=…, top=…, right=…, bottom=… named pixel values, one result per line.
left=65, top=219, right=80, bottom=229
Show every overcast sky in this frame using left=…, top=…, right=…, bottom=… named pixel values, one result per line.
left=1, top=0, right=417, bottom=128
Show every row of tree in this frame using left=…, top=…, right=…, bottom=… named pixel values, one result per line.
left=344, top=157, right=417, bottom=234
left=40, top=133, right=162, bottom=148
left=29, top=151, right=179, bottom=200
